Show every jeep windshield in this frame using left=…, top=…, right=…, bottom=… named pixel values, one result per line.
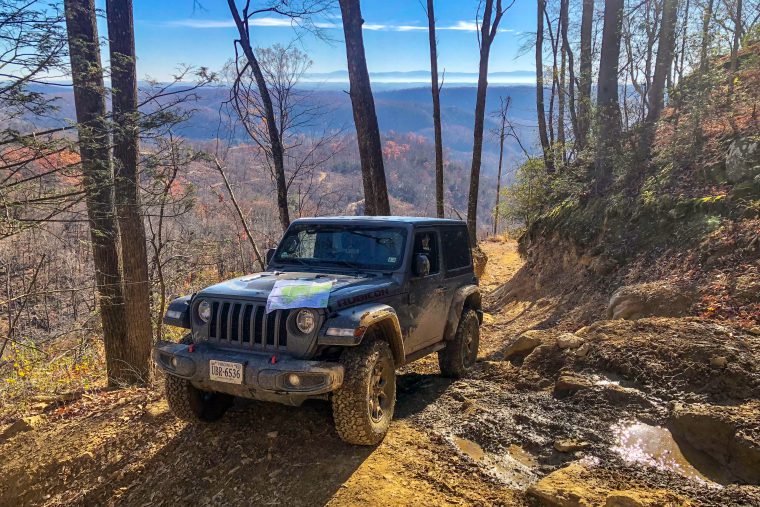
left=273, top=225, right=407, bottom=271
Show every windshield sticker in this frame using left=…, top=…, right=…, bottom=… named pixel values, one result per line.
left=266, top=279, right=334, bottom=313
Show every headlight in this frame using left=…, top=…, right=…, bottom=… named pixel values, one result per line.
left=295, top=309, right=316, bottom=334
left=197, top=300, right=211, bottom=323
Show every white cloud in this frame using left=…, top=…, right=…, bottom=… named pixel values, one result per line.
left=164, top=18, right=514, bottom=34
left=166, top=17, right=296, bottom=29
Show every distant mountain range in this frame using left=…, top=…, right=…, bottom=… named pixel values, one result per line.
left=302, top=69, right=536, bottom=86
left=20, top=82, right=541, bottom=173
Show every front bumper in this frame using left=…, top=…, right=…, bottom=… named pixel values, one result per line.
left=153, top=340, right=344, bottom=401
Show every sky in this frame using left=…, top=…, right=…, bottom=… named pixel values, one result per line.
left=122, top=0, right=537, bottom=82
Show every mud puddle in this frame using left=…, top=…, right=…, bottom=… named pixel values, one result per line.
left=611, top=421, right=723, bottom=487
left=452, top=436, right=538, bottom=489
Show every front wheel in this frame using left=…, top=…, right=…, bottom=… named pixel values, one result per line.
left=165, top=335, right=233, bottom=423
left=438, top=308, right=480, bottom=378
left=332, top=339, right=396, bottom=446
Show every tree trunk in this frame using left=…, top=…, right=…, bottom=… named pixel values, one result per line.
left=106, top=0, right=152, bottom=382
left=558, top=19, right=566, bottom=166
left=467, top=0, right=497, bottom=245
left=493, top=99, right=509, bottom=236
left=64, top=0, right=132, bottom=386
left=560, top=0, right=578, bottom=149
left=339, top=0, right=390, bottom=216
left=728, top=0, right=742, bottom=95
left=535, top=0, right=553, bottom=171
left=594, top=0, right=624, bottom=192
left=577, top=0, right=594, bottom=150
left=227, top=0, right=290, bottom=231
left=699, top=0, right=715, bottom=74
left=426, top=0, right=444, bottom=218
left=646, top=0, right=680, bottom=124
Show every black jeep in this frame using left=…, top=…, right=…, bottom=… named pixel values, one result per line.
left=154, top=216, right=482, bottom=445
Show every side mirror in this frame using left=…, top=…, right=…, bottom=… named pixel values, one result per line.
left=413, top=254, right=430, bottom=277
left=265, top=248, right=276, bottom=265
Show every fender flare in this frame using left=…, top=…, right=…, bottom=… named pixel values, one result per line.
left=319, top=303, right=405, bottom=364
left=443, top=285, right=482, bottom=341
left=163, top=295, right=192, bottom=329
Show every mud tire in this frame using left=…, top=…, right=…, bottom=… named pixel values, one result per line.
left=165, top=334, right=233, bottom=423
left=332, top=339, right=396, bottom=446
left=438, top=309, right=480, bottom=378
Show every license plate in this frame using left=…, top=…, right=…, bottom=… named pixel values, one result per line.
left=209, top=360, right=243, bottom=385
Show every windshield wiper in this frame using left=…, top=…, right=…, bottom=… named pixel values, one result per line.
left=326, top=259, right=365, bottom=269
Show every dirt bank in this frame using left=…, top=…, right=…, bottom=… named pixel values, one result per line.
left=1, top=239, right=758, bottom=506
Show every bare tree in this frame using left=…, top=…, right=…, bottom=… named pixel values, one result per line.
left=577, top=0, right=594, bottom=150
left=226, top=44, right=342, bottom=223
left=338, top=0, right=391, bottom=216
left=492, top=96, right=511, bottom=235
left=536, top=0, right=553, bottom=170
left=424, top=0, right=445, bottom=218
left=728, top=0, right=743, bottom=95
left=64, top=0, right=134, bottom=385
left=106, top=0, right=152, bottom=379
left=226, top=0, right=290, bottom=231
left=595, top=0, right=624, bottom=192
left=559, top=0, right=578, bottom=151
left=647, top=0, right=680, bottom=125
left=699, top=0, right=716, bottom=73
left=467, top=0, right=514, bottom=244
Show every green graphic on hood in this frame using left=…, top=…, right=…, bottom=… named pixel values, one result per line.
left=266, top=279, right=334, bottom=312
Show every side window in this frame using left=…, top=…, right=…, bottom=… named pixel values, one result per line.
left=412, top=231, right=440, bottom=275
left=441, top=226, right=471, bottom=273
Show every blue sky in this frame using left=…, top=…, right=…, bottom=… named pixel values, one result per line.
left=122, top=0, right=537, bottom=82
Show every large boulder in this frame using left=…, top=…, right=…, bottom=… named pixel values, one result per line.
left=726, top=136, right=760, bottom=183
left=502, top=330, right=553, bottom=359
left=670, top=402, right=760, bottom=485
left=527, top=463, right=689, bottom=506
left=606, top=282, right=695, bottom=320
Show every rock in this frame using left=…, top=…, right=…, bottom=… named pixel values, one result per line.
left=528, top=463, right=607, bottom=506
left=574, top=343, right=591, bottom=357
left=750, top=326, right=760, bottom=336
left=605, top=490, right=691, bottom=507
left=670, top=402, right=760, bottom=484
left=528, top=462, right=690, bottom=507
left=557, top=333, right=583, bottom=350
left=554, top=373, right=593, bottom=397
left=0, top=416, right=43, bottom=441
left=503, top=330, right=547, bottom=359
left=726, top=137, right=760, bottom=183
left=734, top=274, right=760, bottom=304
left=710, top=356, right=728, bottom=368
left=554, top=439, right=589, bottom=453
left=472, top=244, right=488, bottom=279
left=606, top=282, right=695, bottom=320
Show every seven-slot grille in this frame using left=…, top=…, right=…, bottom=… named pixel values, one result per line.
left=206, top=300, right=290, bottom=350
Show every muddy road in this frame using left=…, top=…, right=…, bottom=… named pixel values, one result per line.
left=1, top=239, right=758, bottom=506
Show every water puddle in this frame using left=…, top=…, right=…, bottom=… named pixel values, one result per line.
left=453, top=436, right=537, bottom=488
left=454, top=436, right=484, bottom=461
left=611, top=421, right=720, bottom=486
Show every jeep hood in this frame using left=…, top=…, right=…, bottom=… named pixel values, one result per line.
left=196, top=271, right=400, bottom=308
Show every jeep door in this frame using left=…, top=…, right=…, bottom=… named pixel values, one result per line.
left=440, top=224, right=474, bottom=309
left=406, top=229, right=448, bottom=353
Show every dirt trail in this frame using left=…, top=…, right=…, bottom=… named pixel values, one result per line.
left=2, top=239, right=759, bottom=506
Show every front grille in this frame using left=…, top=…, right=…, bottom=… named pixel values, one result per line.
left=206, top=300, right=289, bottom=350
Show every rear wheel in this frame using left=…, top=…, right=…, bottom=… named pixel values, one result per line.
left=332, top=339, right=396, bottom=446
left=165, top=335, right=233, bottom=423
left=438, top=309, right=480, bottom=378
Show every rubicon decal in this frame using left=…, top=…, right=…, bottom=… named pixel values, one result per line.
left=337, top=288, right=390, bottom=308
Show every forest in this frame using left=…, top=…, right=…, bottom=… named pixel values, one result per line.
left=1, top=0, right=759, bottom=505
